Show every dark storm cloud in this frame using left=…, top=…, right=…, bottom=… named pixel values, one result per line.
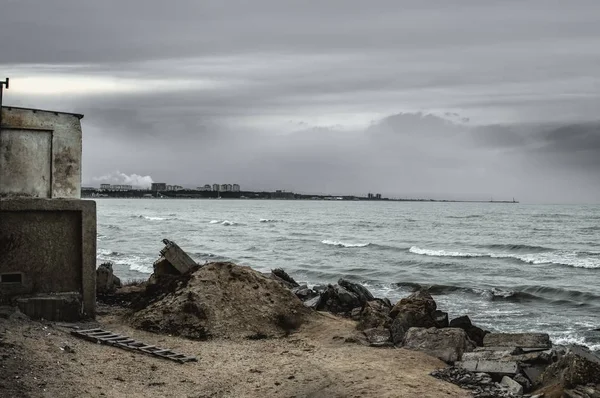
left=1, top=0, right=600, bottom=203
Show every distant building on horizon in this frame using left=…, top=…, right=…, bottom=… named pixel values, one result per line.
left=212, top=183, right=220, bottom=192
left=197, top=184, right=212, bottom=191
left=151, top=183, right=167, bottom=191
left=220, top=184, right=229, bottom=192
left=99, top=184, right=132, bottom=191
left=232, top=184, right=240, bottom=192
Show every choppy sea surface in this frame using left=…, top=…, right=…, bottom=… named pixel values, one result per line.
left=97, top=199, right=600, bottom=351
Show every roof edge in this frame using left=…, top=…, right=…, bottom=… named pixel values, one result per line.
left=1, top=105, right=84, bottom=119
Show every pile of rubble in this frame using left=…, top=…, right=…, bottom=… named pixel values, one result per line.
left=97, top=239, right=600, bottom=396
left=287, top=277, right=600, bottom=397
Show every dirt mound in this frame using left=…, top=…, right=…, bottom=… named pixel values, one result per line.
left=130, top=262, right=314, bottom=340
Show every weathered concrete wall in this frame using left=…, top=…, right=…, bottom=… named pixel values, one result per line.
left=0, top=106, right=83, bottom=198
left=0, top=199, right=96, bottom=318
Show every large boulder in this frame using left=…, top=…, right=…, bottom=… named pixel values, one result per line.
left=403, top=327, right=475, bottom=363
left=271, top=268, right=300, bottom=288
left=316, top=284, right=361, bottom=314
left=389, top=290, right=437, bottom=344
left=96, top=262, right=122, bottom=294
left=390, top=290, right=437, bottom=318
left=291, top=285, right=318, bottom=301
left=449, top=315, right=488, bottom=346
left=356, top=300, right=392, bottom=330
left=537, top=345, right=600, bottom=389
left=363, top=328, right=392, bottom=347
left=338, top=279, right=375, bottom=305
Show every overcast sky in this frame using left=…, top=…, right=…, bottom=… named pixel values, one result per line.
left=1, top=0, right=599, bottom=203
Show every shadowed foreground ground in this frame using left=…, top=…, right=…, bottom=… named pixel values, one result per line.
left=0, top=306, right=466, bottom=398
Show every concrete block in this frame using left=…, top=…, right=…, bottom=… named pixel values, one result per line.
left=16, top=294, right=82, bottom=322
left=501, top=376, right=524, bottom=395
left=474, top=346, right=521, bottom=355
left=159, top=239, right=196, bottom=274
left=0, top=199, right=96, bottom=318
left=457, top=360, right=520, bottom=376
left=462, top=350, right=515, bottom=361
left=483, top=333, right=551, bottom=349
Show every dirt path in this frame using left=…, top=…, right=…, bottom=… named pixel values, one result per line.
left=0, top=308, right=467, bottom=398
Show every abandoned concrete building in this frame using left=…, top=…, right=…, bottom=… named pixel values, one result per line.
left=0, top=106, right=96, bottom=321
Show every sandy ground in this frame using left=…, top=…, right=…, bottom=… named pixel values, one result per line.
left=0, top=306, right=468, bottom=398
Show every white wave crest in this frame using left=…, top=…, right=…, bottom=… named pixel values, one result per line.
left=322, top=240, right=370, bottom=248
left=221, top=220, right=237, bottom=226
left=209, top=220, right=221, bottom=224
left=260, top=218, right=279, bottom=223
left=409, top=246, right=600, bottom=269
left=409, top=246, right=484, bottom=258
left=552, top=333, right=600, bottom=352
left=133, top=215, right=167, bottom=221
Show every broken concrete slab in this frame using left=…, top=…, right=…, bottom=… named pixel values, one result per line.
left=474, top=346, right=521, bottom=354
left=457, top=360, right=520, bottom=376
left=501, top=376, right=524, bottom=395
left=462, top=350, right=515, bottom=361
left=403, top=327, right=474, bottom=363
left=159, top=239, right=197, bottom=274
left=96, top=262, right=122, bottom=294
left=483, top=333, right=551, bottom=349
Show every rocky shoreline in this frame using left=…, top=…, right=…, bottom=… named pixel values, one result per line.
left=97, top=239, right=600, bottom=398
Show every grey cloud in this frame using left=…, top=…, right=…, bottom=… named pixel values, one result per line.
left=2, top=0, right=600, bottom=203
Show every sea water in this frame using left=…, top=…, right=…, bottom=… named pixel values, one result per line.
left=96, top=199, right=600, bottom=350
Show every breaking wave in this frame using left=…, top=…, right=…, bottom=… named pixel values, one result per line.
left=393, top=282, right=600, bottom=308
left=132, top=215, right=174, bottom=221
left=321, top=240, right=371, bottom=248
left=259, top=218, right=280, bottom=223
left=208, top=220, right=239, bottom=226
left=408, top=246, right=600, bottom=269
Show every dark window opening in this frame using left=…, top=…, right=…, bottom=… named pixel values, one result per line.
left=1, top=273, right=22, bottom=283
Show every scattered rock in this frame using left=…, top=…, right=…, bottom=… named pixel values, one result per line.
left=457, top=359, right=520, bottom=377
left=316, top=284, right=361, bottom=314
left=483, top=333, right=551, bottom=349
left=271, top=268, right=300, bottom=288
left=356, top=300, right=392, bottom=331
left=403, top=327, right=475, bottom=363
left=431, top=367, right=515, bottom=397
left=338, top=279, right=374, bottom=305
left=389, top=290, right=437, bottom=344
left=363, top=328, right=392, bottom=347
left=449, top=315, right=487, bottom=346
left=501, top=376, right=524, bottom=395
left=96, top=262, right=122, bottom=294
left=291, top=285, right=317, bottom=301
left=449, top=315, right=472, bottom=329
left=390, top=290, right=436, bottom=318
left=312, top=285, right=327, bottom=293
left=538, top=345, right=600, bottom=389
left=513, top=373, right=532, bottom=392
left=303, top=296, right=320, bottom=309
